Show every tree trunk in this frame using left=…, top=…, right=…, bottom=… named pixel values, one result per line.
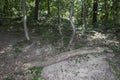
left=104, top=0, right=108, bottom=24
left=81, top=0, right=87, bottom=33
left=68, top=0, right=76, bottom=49
left=34, top=0, right=40, bottom=20
left=112, top=0, right=119, bottom=25
left=58, top=0, right=61, bottom=24
left=57, top=0, right=63, bottom=46
left=3, top=0, right=8, bottom=16
left=92, top=0, right=98, bottom=25
left=22, top=0, right=30, bottom=40
left=47, top=0, right=50, bottom=15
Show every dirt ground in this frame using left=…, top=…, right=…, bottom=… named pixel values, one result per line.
left=0, top=31, right=120, bottom=80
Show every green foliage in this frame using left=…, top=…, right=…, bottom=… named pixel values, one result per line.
left=29, top=67, right=43, bottom=80
left=0, top=0, right=119, bottom=24
left=0, top=0, right=119, bottom=34
left=28, top=15, right=73, bottom=46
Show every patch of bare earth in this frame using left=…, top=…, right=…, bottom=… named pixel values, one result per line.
left=42, top=52, right=116, bottom=80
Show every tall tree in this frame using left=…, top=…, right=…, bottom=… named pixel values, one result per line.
left=57, top=0, right=61, bottom=24
left=104, top=0, right=108, bottom=24
left=34, top=0, right=40, bottom=20
left=22, top=0, right=30, bottom=40
left=92, top=0, right=98, bottom=25
left=47, top=0, right=50, bottom=15
left=68, top=0, right=76, bottom=49
left=112, top=0, right=119, bottom=25
left=57, top=0, right=63, bottom=46
left=3, top=0, right=9, bottom=16
left=81, top=0, right=87, bottom=33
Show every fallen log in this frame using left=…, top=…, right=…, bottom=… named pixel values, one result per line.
left=23, top=47, right=108, bottom=68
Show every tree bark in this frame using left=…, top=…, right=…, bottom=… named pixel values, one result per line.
left=68, top=0, right=76, bottom=49
left=3, top=0, right=8, bottom=16
left=104, top=0, right=108, bottom=24
left=47, top=0, right=50, bottom=15
left=112, top=0, right=119, bottom=25
left=92, top=0, right=98, bottom=25
left=34, top=0, right=40, bottom=20
left=57, top=0, right=63, bottom=46
left=22, top=0, right=30, bottom=40
left=57, top=0, right=61, bottom=24
left=81, top=0, right=87, bottom=33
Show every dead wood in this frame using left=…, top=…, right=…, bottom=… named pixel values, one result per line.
left=23, top=47, right=108, bottom=68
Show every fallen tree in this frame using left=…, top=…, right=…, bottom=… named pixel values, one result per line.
left=23, top=47, right=109, bottom=69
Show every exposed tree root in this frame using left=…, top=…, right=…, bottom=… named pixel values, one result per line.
left=23, top=47, right=108, bottom=69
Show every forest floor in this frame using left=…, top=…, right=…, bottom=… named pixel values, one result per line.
left=0, top=29, right=120, bottom=80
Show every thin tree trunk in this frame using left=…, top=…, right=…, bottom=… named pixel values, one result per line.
left=3, top=0, right=8, bottom=16
left=57, top=0, right=63, bottom=46
left=92, top=0, right=98, bottom=25
left=112, top=0, right=119, bottom=25
left=104, top=0, right=108, bottom=24
left=22, top=0, right=30, bottom=40
left=68, top=0, right=76, bottom=49
left=58, top=0, right=61, bottom=24
left=47, top=0, right=50, bottom=15
left=34, top=0, right=40, bottom=20
left=81, top=0, right=87, bottom=33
